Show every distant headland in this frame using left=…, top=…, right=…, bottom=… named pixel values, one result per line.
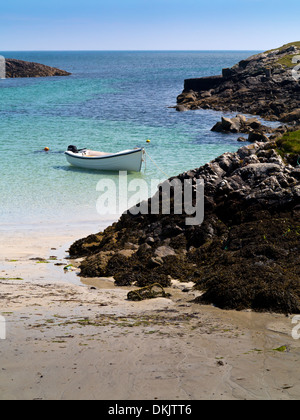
left=5, top=58, right=71, bottom=78
left=177, top=42, right=300, bottom=123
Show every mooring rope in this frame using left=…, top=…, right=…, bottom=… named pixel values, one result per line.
left=143, top=149, right=170, bottom=178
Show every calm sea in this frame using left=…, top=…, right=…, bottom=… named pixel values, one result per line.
left=0, top=51, right=260, bottom=230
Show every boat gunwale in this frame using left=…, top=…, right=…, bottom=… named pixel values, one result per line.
left=64, top=147, right=144, bottom=160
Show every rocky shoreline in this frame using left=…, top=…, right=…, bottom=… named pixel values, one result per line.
left=68, top=43, right=300, bottom=314
left=176, top=42, right=300, bottom=122
left=5, top=58, right=71, bottom=78
left=210, top=114, right=291, bottom=144
left=69, top=133, right=300, bottom=314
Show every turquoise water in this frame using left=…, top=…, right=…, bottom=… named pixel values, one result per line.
left=0, top=51, right=260, bottom=228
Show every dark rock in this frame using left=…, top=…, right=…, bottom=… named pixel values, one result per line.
left=211, top=115, right=273, bottom=138
left=136, top=243, right=152, bottom=256
left=154, top=245, right=176, bottom=258
left=175, top=105, right=188, bottom=112
left=177, top=42, right=300, bottom=122
left=183, top=76, right=224, bottom=92
left=71, top=135, right=300, bottom=314
left=248, top=131, right=269, bottom=143
left=211, top=121, right=224, bottom=133
left=127, top=283, right=170, bottom=301
left=5, top=58, right=71, bottom=78
left=69, top=233, right=104, bottom=258
left=281, top=109, right=300, bottom=122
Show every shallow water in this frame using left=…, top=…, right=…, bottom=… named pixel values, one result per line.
left=0, top=51, right=261, bottom=228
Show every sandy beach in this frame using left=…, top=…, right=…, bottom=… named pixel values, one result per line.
left=0, top=224, right=299, bottom=401
left=2, top=0, right=300, bottom=403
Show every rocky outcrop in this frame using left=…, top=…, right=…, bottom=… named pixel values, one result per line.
left=210, top=114, right=298, bottom=144
left=5, top=58, right=71, bottom=78
left=69, top=135, right=300, bottom=314
left=177, top=42, right=300, bottom=122
left=211, top=114, right=274, bottom=140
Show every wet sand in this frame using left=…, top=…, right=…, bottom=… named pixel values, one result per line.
left=0, top=227, right=300, bottom=400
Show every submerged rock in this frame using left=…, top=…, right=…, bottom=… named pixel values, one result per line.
left=70, top=135, right=300, bottom=314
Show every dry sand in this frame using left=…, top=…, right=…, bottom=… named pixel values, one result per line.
left=0, top=226, right=300, bottom=400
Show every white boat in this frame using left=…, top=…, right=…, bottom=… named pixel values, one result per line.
left=65, top=146, right=144, bottom=172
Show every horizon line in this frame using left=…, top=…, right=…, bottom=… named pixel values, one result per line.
left=0, top=49, right=263, bottom=53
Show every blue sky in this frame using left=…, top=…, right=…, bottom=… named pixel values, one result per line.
left=1, top=0, right=300, bottom=51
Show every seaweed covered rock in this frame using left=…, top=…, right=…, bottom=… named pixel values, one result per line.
left=70, top=136, right=300, bottom=313
left=68, top=233, right=104, bottom=258
left=127, top=284, right=171, bottom=301
left=191, top=212, right=300, bottom=313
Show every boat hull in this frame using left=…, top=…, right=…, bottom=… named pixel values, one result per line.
left=65, top=148, right=144, bottom=172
